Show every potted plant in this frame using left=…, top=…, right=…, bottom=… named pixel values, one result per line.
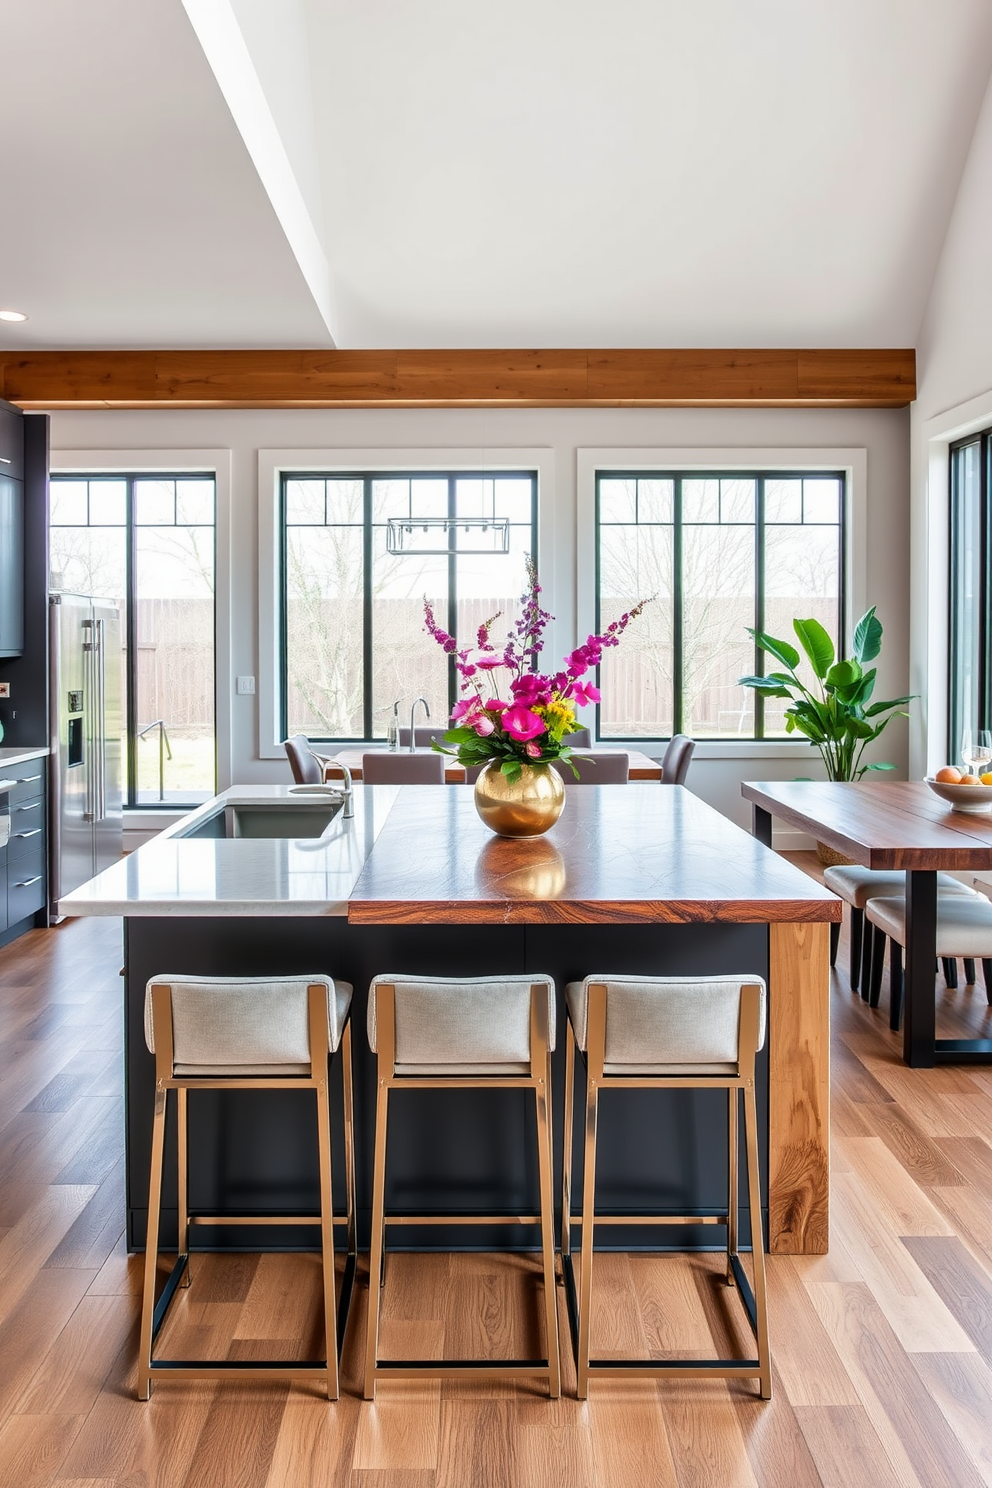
left=739, top=608, right=913, bottom=861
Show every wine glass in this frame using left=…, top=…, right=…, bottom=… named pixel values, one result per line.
left=961, top=728, right=992, bottom=777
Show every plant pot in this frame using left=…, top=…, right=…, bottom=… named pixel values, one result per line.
left=815, top=840, right=855, bottom=867
left=473, top=761, right=565, bottom=838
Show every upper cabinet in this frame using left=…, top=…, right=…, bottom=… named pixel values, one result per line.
left=0, top=404, right=25, bottom=657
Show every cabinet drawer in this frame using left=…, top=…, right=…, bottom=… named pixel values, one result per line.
left=8, top=818, right=44, bottom=861
left=1, top=764, right=46, bottom=805
left=8, top=796, right=44, bottom=836
left=7, top=836, right=45, bottom=921
left=0, top=406, right=24, bottom=480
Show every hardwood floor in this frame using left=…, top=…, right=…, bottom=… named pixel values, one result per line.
left=1, top=875, right=991, bottom=1487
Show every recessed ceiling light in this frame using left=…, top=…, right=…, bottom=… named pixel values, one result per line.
left=0, top=309, right=28, bottom=322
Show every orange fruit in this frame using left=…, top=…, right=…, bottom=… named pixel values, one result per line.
left=981, top=772, right=992, bottom=786
left=934, top=766, right=962, bottom=783
left=959, top=774, right=981, bottom=785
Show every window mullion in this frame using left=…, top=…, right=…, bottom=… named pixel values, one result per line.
left=363, top=477, right=373, bottom=741
left=755, top=476, right=765, bottom=741
left=125, top=477, right=137, bottom=808
left=672, top=478, right=683, bottom=736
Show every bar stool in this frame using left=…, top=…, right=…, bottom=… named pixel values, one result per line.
left=364, top=973, right=560, bottom=1399
left=561, top=974, right=771, bottom=1399
left=138, top=973, right=357, bottom=1400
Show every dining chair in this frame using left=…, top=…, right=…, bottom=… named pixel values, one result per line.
left=397, top=726, right=444, bottom=748
left=822, top=865, right=977, bottom=994
left=562, top=728, right=592, bottom=749
left=552, top=752, right=629, bottom=784
left=660, top=734, right=695, bottom=785
left=284, top=734, right=324, bottom=785
left=137, top=973, right=356, bottom=1400
left=864, top=893, right=992, bottom=1030
left=361, top=751, right=446, bottom=784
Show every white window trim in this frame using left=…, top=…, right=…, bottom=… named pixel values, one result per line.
left=915, top=387, right=992, bottom=777
left=258, top=446, right=557, bottom=759
left=575, top=445, right=866, bottom=758
left=49, top=447, right=233, bottom=791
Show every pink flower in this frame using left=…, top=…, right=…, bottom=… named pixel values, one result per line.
left=571, top=681, right=601, bottom=708
left=473, top=714, right=495, bottom=736
left=524, top=741, right=542, bottom=758
left=502, top=704, right=546, bottom=742
left=485, top=699, right=508, bottom=714
left=475, top=656, right=505, bottom=671
left=450, top=698, right=476, bottom=723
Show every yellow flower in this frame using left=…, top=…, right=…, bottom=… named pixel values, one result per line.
left=535, top=696, right=577, bottom=742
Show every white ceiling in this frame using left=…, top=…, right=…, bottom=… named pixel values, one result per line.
left=2, top=0, right=991, bottom=351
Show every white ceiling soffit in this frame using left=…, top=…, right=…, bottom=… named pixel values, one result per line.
left=0, top=0, right=333, bottom=350
left=304, top=0, right=992, bottom=349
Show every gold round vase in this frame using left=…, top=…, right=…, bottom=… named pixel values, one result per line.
left=473, top=761, right=565, bottom=837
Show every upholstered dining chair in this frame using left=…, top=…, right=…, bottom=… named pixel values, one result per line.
left=284, top=734, right=324, bottom=785
left=660, top=734, right=695, bottom=785
left=361, top=751, right=446, bottom=784
left=552, top=752, right=629, bottom=784
left=397, top=726, right=444, bottom=748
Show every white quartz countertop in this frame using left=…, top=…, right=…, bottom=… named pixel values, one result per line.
left=0, top=746, right=49, bottom=771
left=57, top=784, right=399, bottom=917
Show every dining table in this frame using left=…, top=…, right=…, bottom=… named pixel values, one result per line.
left=322, top=746, right=663, bottom=782
left=742, top=779, right=992, bottom=1068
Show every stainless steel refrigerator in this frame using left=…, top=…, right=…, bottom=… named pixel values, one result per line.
left=49, top=593, right=123, bottom=911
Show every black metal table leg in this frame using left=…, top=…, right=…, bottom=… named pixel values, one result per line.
left=903, top=869, right=937, bottom=1068
left=752, top=805, right=773, bottom=847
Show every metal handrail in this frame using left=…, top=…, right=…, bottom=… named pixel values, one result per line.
left=137, top=719, right=173, bottom=802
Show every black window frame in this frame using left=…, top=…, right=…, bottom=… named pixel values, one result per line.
left=49, top=472, right=218, bottom=809
left=279, top=469, right=539, bottom=743
left=594, top=468, right=847, bottom=742
left=949, top=429, right=992, bottom=750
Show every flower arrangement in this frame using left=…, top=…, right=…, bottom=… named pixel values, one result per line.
left=424, top=558, right=650, bottom=782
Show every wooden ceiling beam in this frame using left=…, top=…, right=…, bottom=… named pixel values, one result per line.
left=0, top=347, right=915, bottom=409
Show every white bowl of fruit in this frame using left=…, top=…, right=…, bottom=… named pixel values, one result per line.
left=926, top=766, right=992, bottom=813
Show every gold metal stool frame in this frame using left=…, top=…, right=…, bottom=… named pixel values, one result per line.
left=561, top=980, right=771, bottom=1399
left=138, top=981, right=357, bottom=1400
left=364, top=980, right=560, bottom=1399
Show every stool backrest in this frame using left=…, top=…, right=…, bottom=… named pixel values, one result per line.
left=144, top=974, right=347, bottom=1076
left=660, top=734, right=695, bottom=785
left=284, top=734, right=323, bottom=784
left=571, top=975, right=766, bottom=1076
left=553, top=752, right=629, bottom=784
left=362, top=751, right=446, bottom=784
left=368, top=973, right=556, bottom=1073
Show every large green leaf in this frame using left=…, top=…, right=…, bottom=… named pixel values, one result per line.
left=793, top=618, right=835, bottom=679
left=852, top=606, right=883, bottom=664
left=738, top=674, right=790, bottom=696
left=747, top=627, right=800, bottom=671
left=825, top=658, right=861, bottom=690
left=863, top=761, right=895, bottom=771
left=863, top=695, right=914, bottom=717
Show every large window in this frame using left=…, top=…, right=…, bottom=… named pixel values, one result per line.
left=50, top=475, right=216, bottom=805
left=281, top=471, right=537, bottom=741
left=950, top=430, right=991, bottom=753
left=595, top=470, right=845, bottom=739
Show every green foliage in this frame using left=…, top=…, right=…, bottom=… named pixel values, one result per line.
left=740, top=607, right=914, bottom=781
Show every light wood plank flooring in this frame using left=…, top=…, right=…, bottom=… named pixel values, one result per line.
left=2, top=874, right=992, bottom=1488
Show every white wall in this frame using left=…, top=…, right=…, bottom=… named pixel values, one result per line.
left=910, top=61, right=992, bottom=781
left=50, top=402, right=911, bottom=843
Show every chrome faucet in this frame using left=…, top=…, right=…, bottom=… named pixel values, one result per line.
left=333, top=760, right=354, bottom=817
left=409, top=696, right=430, bottom=751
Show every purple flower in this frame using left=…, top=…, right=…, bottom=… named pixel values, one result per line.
left=572, top=681, right=601, bottom=708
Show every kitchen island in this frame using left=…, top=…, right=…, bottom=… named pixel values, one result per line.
left=60, top=783, right=840, bottom=1256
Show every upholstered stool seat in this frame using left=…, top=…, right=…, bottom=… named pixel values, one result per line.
left=864, top=895, right=992, bottom=1029
left=138, top=974, right=356, bottom=1400
left=823, top=865, right=975, bottom=993
left=562, top=974, right=771, bottom=1399
left=364, top=973, right=560, bottom=1399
